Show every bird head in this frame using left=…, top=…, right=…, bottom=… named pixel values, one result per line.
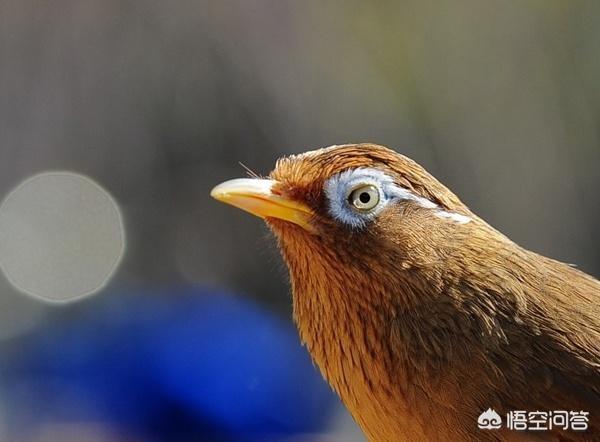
left=211, top=144, right=478, bottom=301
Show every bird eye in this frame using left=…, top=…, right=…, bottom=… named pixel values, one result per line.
left=348, top=184, right=380, bottom=211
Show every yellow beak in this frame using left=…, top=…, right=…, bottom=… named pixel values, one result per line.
left=210, top=178, right=315, bottom=233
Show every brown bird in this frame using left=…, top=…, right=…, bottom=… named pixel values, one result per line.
left=211, top=143, right=600, bottom=441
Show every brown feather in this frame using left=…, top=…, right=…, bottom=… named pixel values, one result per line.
left=266, top=144, right=600, bottom=441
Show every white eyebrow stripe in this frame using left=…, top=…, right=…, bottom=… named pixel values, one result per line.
left=389, top=183, right=471, bottom=224
left=435, top=210, right=472, bottom=224
left=324, top=167, right=472, bottom=226
left=387, top=184, right=437, bottom=209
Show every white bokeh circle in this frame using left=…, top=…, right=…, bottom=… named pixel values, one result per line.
left=0, top=172, right=125, bottom=302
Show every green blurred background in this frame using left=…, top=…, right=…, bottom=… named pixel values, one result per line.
left=0, top=1, right=599, bottom=441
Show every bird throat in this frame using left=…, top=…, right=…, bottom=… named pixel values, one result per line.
left=270, top=221, right=430, bottom=440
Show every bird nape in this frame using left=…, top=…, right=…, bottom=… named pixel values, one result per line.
left=211, top=143, right=600, bottom=442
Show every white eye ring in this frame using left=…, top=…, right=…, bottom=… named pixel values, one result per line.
left=348, top=184, right=380, bottom=211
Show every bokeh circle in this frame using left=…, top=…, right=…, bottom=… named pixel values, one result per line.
left=0, top=172, right=125, bottom=302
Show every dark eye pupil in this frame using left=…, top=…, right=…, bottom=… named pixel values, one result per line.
left=359, top=192, right=370, bottom=204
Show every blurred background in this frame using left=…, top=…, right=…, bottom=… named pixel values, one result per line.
left=0, top=1, right=599, bottom=441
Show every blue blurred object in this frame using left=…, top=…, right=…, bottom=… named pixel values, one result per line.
left=0, top=287, right=337, bottom=441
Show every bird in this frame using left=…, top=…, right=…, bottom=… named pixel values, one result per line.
left=211, top=143, right=600, bottom=441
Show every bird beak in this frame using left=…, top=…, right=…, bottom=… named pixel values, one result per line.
left=211, top=178, right=316, bottom=233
